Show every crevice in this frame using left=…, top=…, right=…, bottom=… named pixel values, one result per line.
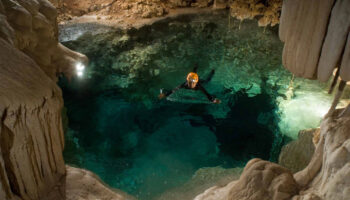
left=39, top=110, right=54, bottom=175
left=26, top=134, right=40, bottom=187
left=0, top=158, right=12, bottom=199
left=46, top=111, right=58, bottom=173
left=0, top=108, right=12, bottom=199
left=0, top=113, right=21, bottom=197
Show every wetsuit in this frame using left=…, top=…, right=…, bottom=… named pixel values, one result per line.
left=164, top=66, right=216, bottom=102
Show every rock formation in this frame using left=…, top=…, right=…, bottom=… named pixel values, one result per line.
left=48, top=0, right=282, bottom=27
left=278, top=129, right=318, bottom=173
left=44, top=166, right=135, bottom=200
left=194, top=114, right=350, bottom=200
left=1, top=0, right=87, bottom=81
left=279, top=0, right=350, bottom=82
left=195, top=158, right=299, bottom=200
left=0, top=1, right=128, bottom=200
left=229, top=0, right=281, bottom=27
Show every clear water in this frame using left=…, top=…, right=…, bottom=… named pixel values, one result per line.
left=59, top=11, right=332, bottom=200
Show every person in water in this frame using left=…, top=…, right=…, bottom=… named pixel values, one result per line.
left=159, top=65, right=221, bottom=104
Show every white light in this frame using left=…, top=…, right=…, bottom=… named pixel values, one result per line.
left=77, top=71, right=83, bottom=77
left=75, top=63, right=85, bottom=77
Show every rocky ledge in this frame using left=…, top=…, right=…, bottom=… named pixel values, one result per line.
left=194, top=114, right=350, bottom=200
left=48, top=0, right=282, bottom=27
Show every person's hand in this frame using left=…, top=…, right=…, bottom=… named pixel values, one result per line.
left=158, top=93, right=166, bottom=99
left=212, top=98, right=221, bottom=104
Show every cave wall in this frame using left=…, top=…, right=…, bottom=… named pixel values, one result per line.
left=0, top=0, right=87, bottom=81
left=279, top=0, right=350, bottom=82
left=0, top=0, right=86, bottom=199
left=0, top=38, right=65, bottom=200
left=48, top=0, right=282, bottom=27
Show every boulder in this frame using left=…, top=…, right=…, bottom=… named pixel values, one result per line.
left=194, top=159, right=298, bottom=200
left=278, top=129, right=318, bottom=173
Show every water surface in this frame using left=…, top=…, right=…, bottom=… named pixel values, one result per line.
left=59, top=11, right=332, bottom=199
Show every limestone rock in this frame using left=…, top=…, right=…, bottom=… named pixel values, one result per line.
left=44, top=166, right=135, bottom=200
left=0, top=0, right=88, bottom=199
left=213, top=0, right=227, bottom=9
left=229, top=0, right=282, bottom=27
left=0, top=37, right=65, bottom=200
left=279, top=0, right=335, bottom=79
left=194, top=159, right=299, bottom=200
left=317, top=0, right=350, bottom=82
left=0, top=0, right=88, bottom=81
left=279, top=0, right=350, bottom=82
left=49, top=0, right=279, bottom=27
left=293, top=116, right=350, bottom=200
left=278, top=129, right=317, bottom=173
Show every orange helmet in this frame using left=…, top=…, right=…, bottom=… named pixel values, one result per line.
left=187, top=72, right=199, bottom=83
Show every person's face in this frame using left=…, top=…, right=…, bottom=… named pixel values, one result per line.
left=188, top=80, right=197, bottom=88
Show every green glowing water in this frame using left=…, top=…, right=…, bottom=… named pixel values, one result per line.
left=59, top=11, right=332, bottom=200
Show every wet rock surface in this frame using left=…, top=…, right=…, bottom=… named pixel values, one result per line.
left=278, top=129, right=318, bottom=173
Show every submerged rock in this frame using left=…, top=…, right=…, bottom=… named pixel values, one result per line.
left=156, top=167, right=242, bottom=200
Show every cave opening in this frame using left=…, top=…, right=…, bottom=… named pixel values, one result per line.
left=58, top=11, right=332, bottom=200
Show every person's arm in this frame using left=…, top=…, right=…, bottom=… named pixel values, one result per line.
left=197, top=83, right=220, bottom=103
left=159, top=82, right=186, bottom=99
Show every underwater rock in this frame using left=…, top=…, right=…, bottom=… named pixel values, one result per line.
left=278, top=129, right=318, bottom=173
left=194, top=159, right=298, bottom=200
left=156, top=167, right=242, bottom=200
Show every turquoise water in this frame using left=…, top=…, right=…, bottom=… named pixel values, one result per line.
left=59, top=11, right=332, bottom=200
